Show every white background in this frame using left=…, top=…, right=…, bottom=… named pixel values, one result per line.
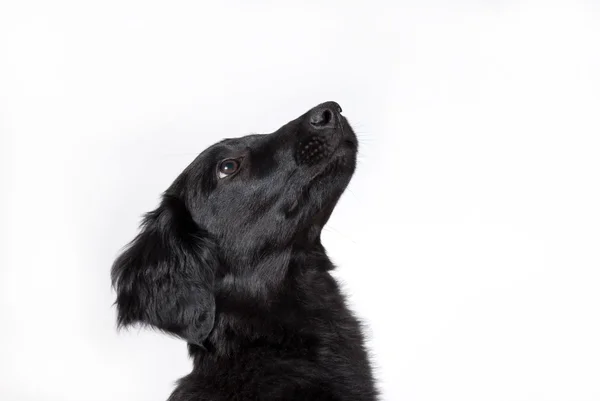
left=1, top=1, right=599, bottom=400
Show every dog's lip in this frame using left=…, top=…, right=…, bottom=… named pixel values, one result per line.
left=284, top=147, right=356, bottom=217
left=285, top=116, right=357, bottom=217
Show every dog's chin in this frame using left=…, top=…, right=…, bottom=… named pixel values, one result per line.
left=288, top=145, right=356, bottom=232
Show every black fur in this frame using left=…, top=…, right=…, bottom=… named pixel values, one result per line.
left=112, top=102, right=378, bottom=400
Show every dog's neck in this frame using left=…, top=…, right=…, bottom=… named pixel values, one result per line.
left=189, top=243, right=336, bottom=361
left=216, top=229, right=329, bottom=292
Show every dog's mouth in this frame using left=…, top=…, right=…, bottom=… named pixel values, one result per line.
left=282, top=111, right=358, bottom=225
left=284, top=141, right=357, bottom=221
left=294, top=115, right=357, bottom=166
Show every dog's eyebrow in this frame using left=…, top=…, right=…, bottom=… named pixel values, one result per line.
left=217, top=137, right=248, bottom=145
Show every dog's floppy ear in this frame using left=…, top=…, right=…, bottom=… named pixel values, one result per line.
left=111, top=194, right=218, bottom=346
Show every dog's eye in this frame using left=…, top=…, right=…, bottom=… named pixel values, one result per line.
left=218, top=159, right=240, bottom=178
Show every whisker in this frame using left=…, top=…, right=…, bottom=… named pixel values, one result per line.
left=156, top=152, right=201, bottom=156
left=345, top=188, right=362, bottom=204
left=324, top=225, right=358, bottom=245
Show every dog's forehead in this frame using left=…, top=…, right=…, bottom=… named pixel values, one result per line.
left=191, top=134, right=271, bottom=169
left=213, top=133, right=265, bottom=151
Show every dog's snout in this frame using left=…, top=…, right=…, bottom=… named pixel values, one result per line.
left=308, top=101, right=342, bottom=129
left=309, top=108, right=333, bottom=128
left=294, top=101, right=350, bottom=166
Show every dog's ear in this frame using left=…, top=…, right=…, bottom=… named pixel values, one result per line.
left=111, top=194, right=218, bottom=346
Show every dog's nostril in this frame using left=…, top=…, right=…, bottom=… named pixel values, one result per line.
left=309, top=108, right=334, bottom=128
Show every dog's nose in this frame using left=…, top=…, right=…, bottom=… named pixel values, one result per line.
left=308, top=101, right=342, bottom=129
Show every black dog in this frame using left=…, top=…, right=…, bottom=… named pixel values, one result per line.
left=111, top=102, right=378, bottom=400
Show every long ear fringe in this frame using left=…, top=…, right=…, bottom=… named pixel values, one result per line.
left=111, top=195, right=218, bottom=345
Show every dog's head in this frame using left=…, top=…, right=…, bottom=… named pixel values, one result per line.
left=111, top=101, right=358, bottom=346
